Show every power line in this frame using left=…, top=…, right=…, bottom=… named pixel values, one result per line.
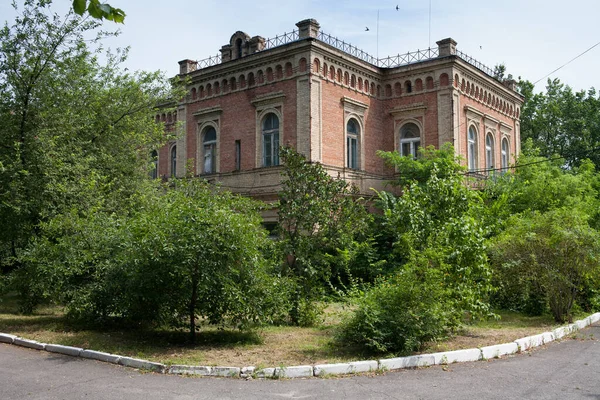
left=462, top=145, right=600, bottom=176
left=533, top=40, right=600, bottom=85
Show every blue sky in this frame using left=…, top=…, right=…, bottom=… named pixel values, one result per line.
left=2, top=0, right=599, bottom=92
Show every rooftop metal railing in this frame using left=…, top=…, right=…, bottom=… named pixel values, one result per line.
left=316, top=31, right=379, bottom=65
left=377, top=47, right=439, bottom=68
left=264, top=30, right=300, bottom=50
left=193, top=29, right=493, bottom=77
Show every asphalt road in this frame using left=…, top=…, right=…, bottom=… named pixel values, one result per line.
left=1, top=324, right=598, bottom=400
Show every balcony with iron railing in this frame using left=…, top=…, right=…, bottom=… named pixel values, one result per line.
left=192, top=27, right=494, bottom=77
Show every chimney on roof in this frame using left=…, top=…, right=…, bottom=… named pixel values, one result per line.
left=178, top=59, right=198, bottom=74
left=248, top=36, right=266, bottom=54
left=296, top=19, right=320, bottom=39
left=503, top=79, right=517, bottom=91
left=436, top=38, right=457, bottom=57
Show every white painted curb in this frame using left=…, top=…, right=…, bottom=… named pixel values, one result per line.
left=430, top=348, right=482, bottom=365
left=45, top=344, right=83, bottom=357
left=480, top=342, right=519, bottom=360
left=2, top=311, right=597, bottom=379
left=13, top=337, right=46, bottom=350
left=0, top=333, right=17, bottom=344
left=314, top=360, right=378, bottom=376
left=274, top=365, right=313, bottom=378
left=80, top=349, right=121, bottom=364
left=379, top=354, right=435, bottom=370
left=118, top=356, right=166, bottom=373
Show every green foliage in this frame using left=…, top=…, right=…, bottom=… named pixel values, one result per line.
left=520, top=78, right=600, bottom=167
left=21, top=180, right=289, bottom=340
left=277, top=147, right=371, bottom=325
left=378, top=143, right=465, bottom=188
left=489, top=208, right=600, bottom=323
left=482, top=145, right=600, bottom=236
left=340, top=146, right=493, bottom=354
left=72, top=0, right=125, bottom=23
left=0, top=1, right=178, bottom=275
left=338, top=264, right=459, bottom=355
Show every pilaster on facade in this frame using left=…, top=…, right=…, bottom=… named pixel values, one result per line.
left=154, top=17, right=524, bottom=199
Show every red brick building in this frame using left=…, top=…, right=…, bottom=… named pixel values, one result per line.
left=154, top=19, right=523, bottom=219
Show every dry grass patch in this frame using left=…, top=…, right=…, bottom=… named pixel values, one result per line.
left=0, top=295, right=578, bottom=367
left=422, top=312, right=562, bottom=353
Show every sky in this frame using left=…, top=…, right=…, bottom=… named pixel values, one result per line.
left=2, top=0, right=599, bottom=93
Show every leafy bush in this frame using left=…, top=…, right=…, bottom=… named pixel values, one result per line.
left=338, top=260, right=458, bottom=354
left=21, top=179, right=291, bottom=340
left=339, top=146, right=494, bottom=354
left=489, top=208, right=600, bottom=322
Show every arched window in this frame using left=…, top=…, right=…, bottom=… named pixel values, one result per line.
left=486, top=133, right=495, bottom=171
left=170, top=145, right=177, bottom=177
left=346, top=118, right=360, bottom=169
left=203, top=127, right=217, bottom=174
left=149, top=150, right=158, bottom=179
left=501, top=138, right=509, bottom=170
left=399, top=122, right=421, bottom=158
left=262, top=113, right=279, bottom=167
left=468, top=126, right=478, bottom=172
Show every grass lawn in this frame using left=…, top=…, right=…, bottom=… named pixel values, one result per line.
left=0, top=293, right=574, bottom=367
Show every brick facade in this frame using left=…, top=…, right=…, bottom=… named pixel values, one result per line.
left=154, top=19, right=523, bottom=215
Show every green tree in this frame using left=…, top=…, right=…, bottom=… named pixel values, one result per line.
left=0, top=1, right=176, bottom=277
left=340, top=146, right=493, bottom=354
left=23, top=179, right=289, bottom=340
left=520, top=78, right=600, bottom=167
left=489, top=208, right=600, bottom=322
left=277, top=147, right=370, bottom=325
left=482, top=144, right=600, bottom=236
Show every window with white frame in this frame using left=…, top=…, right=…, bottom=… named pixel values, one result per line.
left=501, top=138, right=509, bottom=170
left=468, top=126, right=478, bottom=172
left=202, top=126, right=217, bottom=174
left=346, top=118, right=360, bottom=169
left=170, top=145, right=177, bottom=177
left=262, top=113, right=279, bottom=167
left=150, top=150, right=158, bottom=179
left=400, top=122, right=421, bottom=158
left=486, top=133, right=495, bottom=171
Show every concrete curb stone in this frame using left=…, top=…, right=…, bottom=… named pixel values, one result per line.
left=118, top=356, right=166, bottom=373
left=0, top=333, right=17, bottom=344
left=274, top=365, right=313, bottom=378
left=313, top=360, right=378, bottom=376
left=541, top=331, right=555, bottom=345
left=80, top=350, right=121, bottom=364
left=210, top=367, right=241, bottom=377
left=168, top=365, right=212, bottom=375
left=13, top=337, right=46, bottom=350
left=430, top=348, right=482, bottom=365
left=254, top=367, right=275, bottom=378
left=552, top=327, right=567, bottom=340
left=1, top=311, right=599, bottom=379
left=45, top=344, right=83, bottom=357
left=379, top=354, right=435, bottom=370
left=480, top=342, right=519, bottom=360
left=575, top=319, right=589, bottom=330
left=514, top=333, right=544, bottom=352
left=240, top=366, right=255, bottom=378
